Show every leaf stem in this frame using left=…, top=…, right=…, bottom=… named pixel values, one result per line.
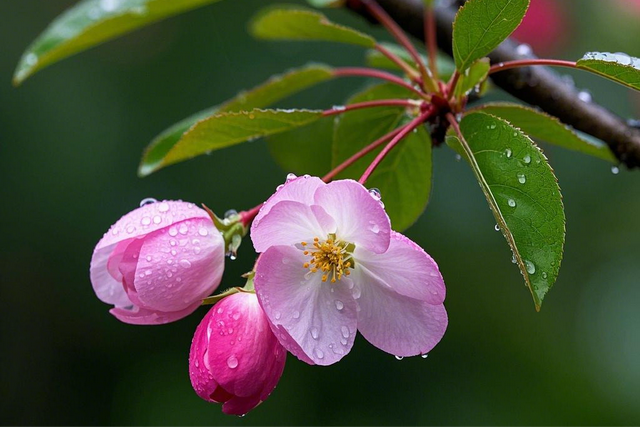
left=446, top=70, right=461, bottom=100
left=374, top=44, right=421, bottom=83
left=424, top=4, right=439, bottom=83
left=334, top=67, right=425, bottom=97
left=488, top=59, right=577, bottom=75
left=322, top=99, right=418, bottom=116
left=359, top=107, right=434, bottom=184
left=362, top=0, right=436, bottom=93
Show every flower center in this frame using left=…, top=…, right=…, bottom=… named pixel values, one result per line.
left=301, top=234, right=354, bottom=283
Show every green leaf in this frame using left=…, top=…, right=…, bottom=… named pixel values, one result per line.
left=14, top=0, right=223, bottom=85
left=332, top=84, right=432, bottom=231
left=454, top=57, right=490, bottom=98
left=267, top=117, right=334, bottom=177
left=143, top=109, right=323, bottom=174
left=139, top=64, right=334, bottom=176
left=249, top=6, right=376, bottom=48
left=577, top=52, right=640, bottom=92
left=476, top=102, right=617, bottom=163
left=365, top=42, right=455, bottom=79
left=446, top=112, right=565, bottom=310
left=452, top=0, right=530, bottom=71
left=306, top=0, right=344, bottom=7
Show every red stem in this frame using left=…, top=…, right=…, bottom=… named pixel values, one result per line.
left=424, top=5, right=439, bottom=82
left=362, top=0, right=433, bottom=91
left=322, top=99, right=416, bottom=116
left=240, top=205, right=261, bottom=228
left=322, top=124, right=406, bottom=182
left=359, top=107, right=434, bottom=184
left=489, top=59, right=577, bottom=75
left=374, top=44, right=421, bottom=83
left=446, top=70, right=461, bottom=100
left=334, top=67, right=424, bottom=98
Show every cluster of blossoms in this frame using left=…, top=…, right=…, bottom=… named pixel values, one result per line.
left=90, top=176, right=448, bottom=415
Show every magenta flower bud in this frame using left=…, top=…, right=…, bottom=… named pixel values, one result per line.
left=90, top=200, right=225, bottom=325
left=189, top=292, right=287, bottom=416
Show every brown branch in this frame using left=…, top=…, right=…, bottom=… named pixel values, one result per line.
left=346, top=0, right=640, bottom=168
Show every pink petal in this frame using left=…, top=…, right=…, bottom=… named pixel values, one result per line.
left=90, top=201, right=210, bottom=308
left=189, top=306, right=219, bottom=401
left=355, top=231, right=446, bottom=305
left=255, top=245, right=358, bottom=366
left=313, top=179, right=391, bottom=254
left=252, top=175, right=325, bottom=228
left=251, top=201, right=336, bottom=253
left=206, top=293, right=286, bottom=398
left=110, top=301, right=201, bottom=325
left=355, top=271, right=448, bottom=357
left=90, top=238, right=133, bottom=308
left=130, top=218, right=224, bottom=312
left=222, top=393, right=262, bottom=416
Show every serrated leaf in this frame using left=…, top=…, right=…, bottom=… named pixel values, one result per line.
left=452, top=0, right=530, bottom=71
left=446, top=112, right=565, bottom=310
left=454, top=57, right=490, bottom=98
left=267, top=117, right=334, bottom=177
left=365, top=42, right=455, bottom=79
left=577, top=52, right=640, bottom=92
left=139, top=64, right=334, bottom=176
left=476, top=102, right=617, bottom=162
left=332, top=84, right=431, bottom=231
left=249, top=6, right=376, bottom=48
left=143, top=109, right=323, bottom=174
left=14, top=0, right=223, bottom=85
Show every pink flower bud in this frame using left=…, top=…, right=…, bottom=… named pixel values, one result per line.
left=189, top=292, right=287, bottom=416
left=90, top=200, right=225, bottom=325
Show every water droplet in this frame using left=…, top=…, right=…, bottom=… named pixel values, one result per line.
left=126, top=225, right=135, bottom=234
left=352, top=286, right=361, bottom=299
left=170, top=239, right=177, bottom=247
left=395, top=355, right=404, bottom=360
left=286, top=172, right=297, bottom=182
left=168, top=227, right=178, bottom=237
left=421, top=353, right=429, bottom=359
left=368, top=222, right=380, bottom=234
left=578, top=90, right=592, bottom=103
left=227, top=355, right=238, bottom=369
left=611, top=165, right=620, bottom=175
left=153, top=215, right=161, bottom=224
left=490, top=123, right=497, bottom=130
left=523, top=154, right=531, bottom=164
left=139, top=197, right=157, bottom=207
left=179, top=259, right=192, bottom=269
left=228, top=253, right=237, bottom=261
left=335, top=300, right=344, bottom=310
left=166, top=271, right=173, bottom=278
left=368, top=187, right=382, bottom=201
left=310, top=327, right=319, bottom=340
left=542, top=272, right=548, bottom=279
left=145, top=255, right=152, bottom=262
left=179, top=224, right=188, bottom=235
left=315, top=348, right=324, bottom=359
left=24, top=53, right=38, bottom=66
left=198, top=227, right=209, bottom=236
left=145, top=269, right=152, bottom=276
left=224, top=209, right=238, bottom=219
left=293, top=310, right=300, bottom=319
left=158, top=202, right=169, bottom=212
left=455, top=154, right=462, bottom=162
left=507, top=199, right=516, bottom=208
left=525, top=260, right=536, bottom=275
left=341, top=326, right=350, bottom=338
left=511, top=254, right=517, bottom=264
left=170, top=249, right=177, bottom=256
left=194, top=247, right=201, bottom=255
left=494, top=224, right=500, bottom=232
left=516, top=43, right=533, bottom=57
left=332, top=105, right=346, bottom=111
left=504, top=148, right=512, bottom=158
left=274, top=311, right=281, bottom=320
left=517, top=173, right=526, bottom=184
left=141, top=216, right=151, bottom=226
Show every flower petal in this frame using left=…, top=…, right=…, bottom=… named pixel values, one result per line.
left=109, top=302, right=201, bottom=325
left=189, top=307, right=219, bottom=401
left=355, top=231, right=446, bottom=304
left=90, top=238, right=133, bottom=308
left=313, top=179, right=390, bottom=254
left=251, top=201, right=336, bottom=253
left=255, top=245, right=358, bottom=366
left=355, top=270, right=448, bottom=357
left=222, top=393, right=262, bottom=416
left=131, top=218, right=224, bottom=312
left=252, top=175, right=325, bottom=228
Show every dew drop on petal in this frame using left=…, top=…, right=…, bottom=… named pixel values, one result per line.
left=198, top=227, right=209, bottom=236
left=310, top=327, right=319, bottom=340
left=335, top=300, right=344, bottom=311
left=179, top=224, right=188, bottom=235
left=179, top=259, right=192, bottom=269
left=139, top=197, right=157, bottom=207
left=286, top=173, right=297, bottom=182
left=274, top=311, right=281, bottom=320
left=341, top=325, right=349, bottom=338
left=368, top=187, right=382, bottom=201
left=227, top=355, right=238, bottom=369
left=315, top=348, right=324, bottom=359
left=395, top=355, right=404, bottom=360
left=421, top=353, right=429, bottom=359
left=153, top=215, right=162, bottom=224
left=158, top=202, right=170, bottom=212
left=169, top=227, right=178, bottom=237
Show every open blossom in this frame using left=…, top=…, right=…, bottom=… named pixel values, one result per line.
left=251, top=176, right=447, bottom=365
left=90, top=200, right=225, bottom=325
left=189, top=292, right=286, bottom=416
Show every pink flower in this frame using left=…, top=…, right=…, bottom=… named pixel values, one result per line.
left=251, top=176, right=447, bottom=365
left=90, top=200, right=225, bottom=325
left=189, top=292, right=286, bottom=416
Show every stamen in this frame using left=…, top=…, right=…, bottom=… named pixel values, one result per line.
left=299, top=236, right=354, bottom=284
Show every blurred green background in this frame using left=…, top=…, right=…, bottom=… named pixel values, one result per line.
left=1, top=0, right=639, bottom=424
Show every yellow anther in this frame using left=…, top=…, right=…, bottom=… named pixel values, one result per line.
left=301, top=242, right=307, bottom=246
left=300, top=236, right=354, bottom=284
left=303, top=262, right=310, bottom=268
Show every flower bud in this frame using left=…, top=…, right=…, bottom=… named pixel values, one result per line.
left=90, top=200, right=225, bottom=324
left=189, top=292, right=286, bottom=416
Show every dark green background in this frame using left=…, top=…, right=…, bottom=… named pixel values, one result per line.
left=1, top=0, right=639, bottom=424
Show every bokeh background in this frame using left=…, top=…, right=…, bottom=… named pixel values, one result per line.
left=1, top=0, right=640, bottom=424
